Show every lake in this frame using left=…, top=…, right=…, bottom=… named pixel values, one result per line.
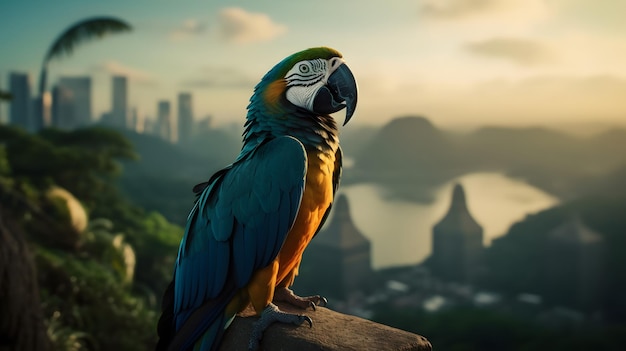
left=335, top=172, right=560, bottom=269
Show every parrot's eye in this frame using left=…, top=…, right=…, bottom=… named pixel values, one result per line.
left=298, top=64, right=309, bottom=73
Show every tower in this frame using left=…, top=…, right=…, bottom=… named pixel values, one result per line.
left=157, top=100, right=172, bottom=142
left=301, top=194, right=372, bottom=299
left=51, top=85, right=74, bottom=129
left=431, top=183, right=484, bottom=283
left=178, top=92, right=193, bottom=144
left=111, top=76, right=128, bottom=128
left=8, top=72, right=33, bottom=131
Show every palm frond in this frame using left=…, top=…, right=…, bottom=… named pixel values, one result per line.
left=44, top=17, right=132, bottom=64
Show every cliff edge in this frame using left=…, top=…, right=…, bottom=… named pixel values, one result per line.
left=220, top=302, right=432, bottom=351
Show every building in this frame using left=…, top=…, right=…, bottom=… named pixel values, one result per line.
left=8, top=72, right=33, bottom=131
left=544, top=216, right=606, bottom=311
left=157, top=100, right=172, bottom=142
left=430, top=183, right=484, bottom=284
left=111, top=75, right=128, bottom=129
left=51, top=85, right=73, bottom=129
left=300, top=194, right=372, bottom=299
left=177, top=92, right=193, bottom=144
left=51, top=77, right=91, bottom=129
left=142, top=116, right=155, bottom=135
left=129, top=107, right=142, bottom=133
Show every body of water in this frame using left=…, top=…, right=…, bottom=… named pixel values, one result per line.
left=337, top=172, right=560, bottom=269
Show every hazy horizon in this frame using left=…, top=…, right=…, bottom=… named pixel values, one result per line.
left=1, top=0, right=625, bottom=130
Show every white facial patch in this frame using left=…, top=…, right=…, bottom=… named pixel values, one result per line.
left=284, top=59, right=329, bottom=111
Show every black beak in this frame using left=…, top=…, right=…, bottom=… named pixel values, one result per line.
left=312, top=63, right=358, bottom=125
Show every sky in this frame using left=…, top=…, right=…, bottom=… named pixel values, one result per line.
left=1, top=0, right=625, bottom=131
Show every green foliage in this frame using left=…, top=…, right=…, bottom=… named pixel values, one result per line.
left=36, top=246, right=155, bottom=351
left=120, top=211, right=181, bottom=299
left=0, top=146, right=11, bottom=176
left=0, top=125, right=137, bottom=209
left=0, top=126, right=184, bottom=350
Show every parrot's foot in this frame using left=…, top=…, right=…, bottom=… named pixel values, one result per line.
left=248, top=303, right=312, bottom=351
left=273, top=287, right=327, bottom=311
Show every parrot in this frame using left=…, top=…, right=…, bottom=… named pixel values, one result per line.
left=156, top=46, right=358, bottom=351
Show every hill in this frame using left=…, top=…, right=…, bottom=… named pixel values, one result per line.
left=352, top=116, right=626, bottom=201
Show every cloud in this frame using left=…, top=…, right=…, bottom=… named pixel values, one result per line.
left=180, top=66, right=257, bottom=89
left=216, top=7, right=287, bottom=44
left=353, top=71, right=626, bottom=129
left=424, top=74, right=626, bottom=127
left=169, top=19, right=206, bottom=41
left=419, top=0, right=501, bottom=18
left=552, top=0, right=626, bottom=32
left=92, top=61, right=157, bottom=86
left=418, top=0, right=550, bottom=27
left=466, top=38, right=556, bottom=65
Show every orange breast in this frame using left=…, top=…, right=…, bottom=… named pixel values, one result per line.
left=275, top=150, right=336, bottom=284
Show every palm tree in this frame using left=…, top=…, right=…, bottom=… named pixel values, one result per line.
left=35, top=17, right=132, bottom=129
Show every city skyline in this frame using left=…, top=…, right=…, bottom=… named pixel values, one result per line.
left=1, top=0, right=626, bottom=132
left=8, top=70, right=194, bottom=142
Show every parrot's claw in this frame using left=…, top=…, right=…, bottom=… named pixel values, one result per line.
left=273, top=287, right=327, bottom=310
left=319, top=296, right=328, bottom=307
left=248, top=303, right=312, bottom=351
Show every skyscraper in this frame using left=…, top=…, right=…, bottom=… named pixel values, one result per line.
left=8, top=72, right=33, bottom=131
left=51, top=77, right=91, bottom=129
left=177, top=92, right=193, bottom=144
left=157, top=100, right=172, bottom=142
left=111, top=76, right=128, bottom=128
left=51, top=85, right=74, bottom=129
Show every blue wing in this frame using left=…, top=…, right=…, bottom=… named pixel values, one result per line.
left=171, top=136, right=307, bottom=349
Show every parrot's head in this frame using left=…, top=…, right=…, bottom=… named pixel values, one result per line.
left=254, top=47, right=358, bottom=126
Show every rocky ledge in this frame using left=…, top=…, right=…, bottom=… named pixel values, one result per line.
left=220, top=302, right=432, bottom=351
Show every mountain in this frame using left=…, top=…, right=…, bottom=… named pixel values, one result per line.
left=115, top=117, right=626, bottom=221
left=347, top=116, right=464, bottom=201
left=465, top=126, right=582, bottom=168
left=353, top=116, right=458, bottom=177
left=351, top=116, right=626, bottom=201
left=584, top=128, right=626, bottom=172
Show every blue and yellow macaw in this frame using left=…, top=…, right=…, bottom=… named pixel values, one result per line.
left=156, top=47, right=358, bottom=351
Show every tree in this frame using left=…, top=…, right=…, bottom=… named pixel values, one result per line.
left=35, top=17, right=132, bottom=128
left=0, top=126, right=137, bottom=210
